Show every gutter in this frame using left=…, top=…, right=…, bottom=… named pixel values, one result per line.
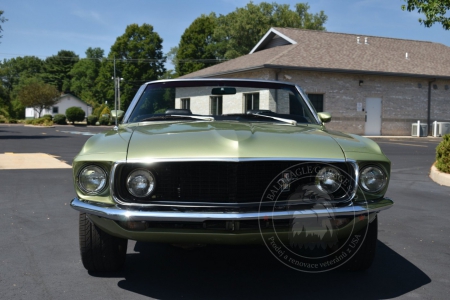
left=183, top=64, right=450, bottom=81
left=263, top=65, right=450, bottom=80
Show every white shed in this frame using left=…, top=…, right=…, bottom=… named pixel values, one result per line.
left=26, top=94, right=92, bottom=119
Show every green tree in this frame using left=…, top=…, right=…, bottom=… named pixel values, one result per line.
left=0, top=85, right=10, bottom=118
left=65, top=106, right=86, bottom=124
left=167, top=46, right=179, bottom=68
left=17, top=78, right=60, bottom=117
left=0, top=56, right=44, bottom=92
left=0, top=57, right=43, bottom=119
left=97, top=23, right=166, bottom=111
left=214, top=2, right=327, bottom=59
left=402, top=0, right=450, bottom=29
left=174, top=2, right=327, bottom=75
left=42, top=50, right=79, bottom=92
left=0, top=10, right=7, bottom=41
left=69, top=47, right=105, bottom=106
left=175, top=13, right=218, bottom=76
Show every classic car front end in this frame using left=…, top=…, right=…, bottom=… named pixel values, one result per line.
left=71, top=79, right=393, bottom=272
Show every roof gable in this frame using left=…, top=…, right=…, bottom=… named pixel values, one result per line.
left=57, top=94, right=90, bottom=106
left=250, top=28, right=297, bottom=54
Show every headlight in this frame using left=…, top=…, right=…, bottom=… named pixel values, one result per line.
left=315, top=166, right=341, bottom=193
left=126, top=169, right=155, bottom=197
left=78, top=165, right=107, bottom=195
left=360, top=166, right=387, bottom=192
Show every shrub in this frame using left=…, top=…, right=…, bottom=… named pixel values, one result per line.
left=9, top=119, right=17, bottom=124
left=53, top=114, right=67, bottom=125
left=29, top=118, right=53, bottom=126
left=94, top=104, right=106, bottom=119
left=100, top=106, right=111, bottom=118
left=42, top=114, right=53, bottom=120
left=66, top=107, right=86, bottom=124
left=87, top=115, right=98, bottom=125
left=99, top=115, right=110, bottom=125
left=436, top=134, right=450, bottom=174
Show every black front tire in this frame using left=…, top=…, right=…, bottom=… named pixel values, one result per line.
left=342, top=215, right=378, bottom=271
left=79, top=213, right=128, bottom=272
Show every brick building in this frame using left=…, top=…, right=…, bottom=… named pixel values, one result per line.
left=183, top=28, right=450, bottom=136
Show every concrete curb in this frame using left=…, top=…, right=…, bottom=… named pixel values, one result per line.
left=430, top=163, right=450, bottom=187
left=364, top=136, right=442, bottom=139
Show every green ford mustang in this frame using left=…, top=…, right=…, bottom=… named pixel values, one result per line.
left=71, top=79, right=393, bottom=272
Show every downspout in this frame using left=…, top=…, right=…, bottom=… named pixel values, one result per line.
left=428, top=79, right=436, bottom=135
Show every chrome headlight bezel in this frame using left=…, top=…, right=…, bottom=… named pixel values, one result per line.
left=359, top=165, right=387, bottom=193
left=315, top=166, right=342, bottom=194
left=126, top=168, right=156, bottom=198
left=77, top=164, right=108, bottom=195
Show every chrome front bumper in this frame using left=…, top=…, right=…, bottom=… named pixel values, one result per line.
left=70, top=197, right=394, bottom=222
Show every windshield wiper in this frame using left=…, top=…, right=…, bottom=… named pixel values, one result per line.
left=140, top=115, right=214, bottom=122
left=248, top=113, right=297, bottom=126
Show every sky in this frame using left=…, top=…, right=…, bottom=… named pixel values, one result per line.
left=0, top=0, right=449, bottom=70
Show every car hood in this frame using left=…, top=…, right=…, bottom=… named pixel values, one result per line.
left=126, top=121, right=348, bottom=161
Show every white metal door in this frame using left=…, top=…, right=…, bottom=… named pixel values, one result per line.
left=365, top=98, right=382, bottom=136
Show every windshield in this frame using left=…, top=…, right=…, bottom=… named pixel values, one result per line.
left=125, top=80, right=320, bottom=125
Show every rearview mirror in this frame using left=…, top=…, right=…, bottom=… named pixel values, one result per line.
left=211, top=87, right=236, bottom=95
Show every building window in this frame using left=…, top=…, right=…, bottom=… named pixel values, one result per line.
left=210, top=96, right=223, bottom=115
left=181, top=98, right=190, bottom=109
left=244, top=93, right=259, bottom=111
left=52, top=107, right=59, bottom=114
left=307, top=94, right=324, bottom=112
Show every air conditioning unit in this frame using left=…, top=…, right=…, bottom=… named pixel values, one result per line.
left=411, top=123, right=428, bottom=137
left=432, top=122, right=450, bottom=137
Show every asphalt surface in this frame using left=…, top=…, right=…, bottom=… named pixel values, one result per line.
left=0, top=124, right=449, bottom=300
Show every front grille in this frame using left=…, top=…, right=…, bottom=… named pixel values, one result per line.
left=114, top=161, right=355, bottom=204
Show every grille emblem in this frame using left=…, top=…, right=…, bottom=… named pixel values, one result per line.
left=280, top=172, right=292, bottom=192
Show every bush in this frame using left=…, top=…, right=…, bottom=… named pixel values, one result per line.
left=436, top=134, right=450, bottom=174
left=99, top=115, right=110, bottom=125
left=94, top=104, right=106, bottom=119
left=87, top=115, right=98, bottom=125
left=100, top=106, right=111, bottom=118
left=66, top=107, right=86, bottom=124
left=9, top=119, right=17, bottom=124
left=28, top=118, right=53, bottom=126
left=43, top=114, right=53, bottom=120
left=93, top=106, right=101, bottom=118
left=53, top=114, right=67, bottom=125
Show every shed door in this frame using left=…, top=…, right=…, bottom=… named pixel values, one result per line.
left=365, top=98, right=382, bottom=136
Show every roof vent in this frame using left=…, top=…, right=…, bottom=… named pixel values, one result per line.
left=357, top=37, right=361, bottom=44
left=364, top=37, right=368, bottom=45
left=406, top=52, right=409, bottom=59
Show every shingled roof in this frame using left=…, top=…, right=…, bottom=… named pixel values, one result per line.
left=183, top=27, right=450, bottom=79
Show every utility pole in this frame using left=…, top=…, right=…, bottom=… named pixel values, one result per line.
left=117, top=77, right=123, bottom=111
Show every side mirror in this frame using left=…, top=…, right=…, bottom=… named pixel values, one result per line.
left=317, top=112, right=331, bottom=123
left=111, top=110, right=124, bottom=119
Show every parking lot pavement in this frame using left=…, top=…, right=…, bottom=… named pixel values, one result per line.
left=1, top=126, right=449, bottom=299
left=0, top=124, right=109, bottom=164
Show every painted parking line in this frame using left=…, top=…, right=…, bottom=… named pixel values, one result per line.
left=60, top=131, right=96, bottom=136
left=0, top=153, right=71, bottom=170
left=375, top=141, right=428, bottom=147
